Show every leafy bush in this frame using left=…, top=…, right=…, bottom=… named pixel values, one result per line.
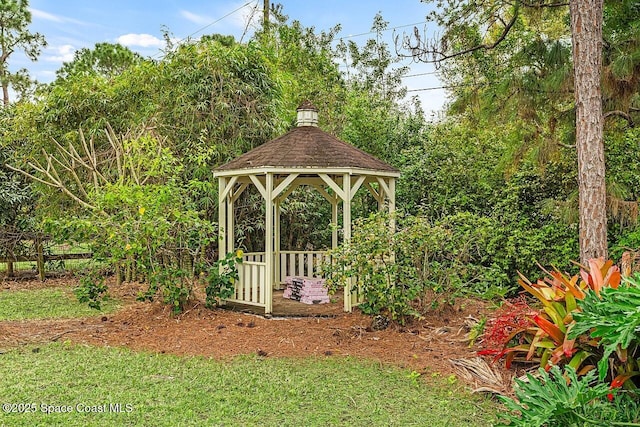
left=570, top=273, right=640, bottom=386
left=203, top=250, right=243, bottom=308
left=322, top=212, right=422, bottom=322
left=499, top=365, right=640, bottom=426
left=322, top=211, right=516, bottom=322
left=137, top=267, right=193, bottom=315
left=74, top=272, right=108, bottom=310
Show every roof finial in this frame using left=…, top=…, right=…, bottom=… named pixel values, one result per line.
left=296, top=101, right=318, bottom=127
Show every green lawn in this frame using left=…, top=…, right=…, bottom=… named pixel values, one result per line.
left=0, top=343, right=499, bottom=426
left=0, top=288, right=119, bottom=321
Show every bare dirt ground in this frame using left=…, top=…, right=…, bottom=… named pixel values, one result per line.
left=0, top=275, right=511, bottom=390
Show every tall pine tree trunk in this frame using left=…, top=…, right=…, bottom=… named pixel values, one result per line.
left=570, top=0, right=607, bottom=263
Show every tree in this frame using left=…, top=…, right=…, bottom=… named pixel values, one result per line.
left=570, top=0, right=607, bottom=261
left=397, top=0, right=610, bottom=262
left=0, top=0, right=46, bottom=106
left=55, top=42, right=143, bottom=80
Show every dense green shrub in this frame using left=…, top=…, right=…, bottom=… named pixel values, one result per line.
left=499, top=365, right=640, bottom=426
left=322, top=212, right=422, bottom=322
left=203, top=250, right=243, bottom=308
left=322, top=211, right=520, bottom=322
left=570, top=273, right=640, bottom=385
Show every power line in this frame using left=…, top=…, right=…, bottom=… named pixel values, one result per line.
left=338, top=20, right=428, bottom=41
left=180, top=1, right=255, bottom=42
left=403, top=71, right=439, bottom=78
left=407, top=83, right=488, bottom=92
left=406, top=86, right=449, bottom=92
left=153, top=1, right=255, bottom=58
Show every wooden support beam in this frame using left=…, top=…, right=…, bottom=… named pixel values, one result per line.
left=264, top=173, right=274, bottom=314
left=277, top=182, right=300, bottom=202
left=365, top=182, right=382, bottom=203
left=312, top=184, right=336, bottom=204
left=249, top=174, right=267, bottom=199
left=218, top=177, right=227, bottom=262
left=343, top=173, right=352, bottom=312
left=376, top=176, right=391, bottom=201
left=350, top=175, right=366, bottom=200
left=220, top=176, right=238, bottom=200
left=319, top=173, right=346, bottom=200
left=272, top=173, right=299, bottom=200
left=230, top=183, right=248, bottom=203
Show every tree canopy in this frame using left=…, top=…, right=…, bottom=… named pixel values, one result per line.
left=0, top=0, right=46, bottom=105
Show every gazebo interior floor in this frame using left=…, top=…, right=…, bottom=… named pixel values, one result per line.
left=223, top=289, right=346, bottom=317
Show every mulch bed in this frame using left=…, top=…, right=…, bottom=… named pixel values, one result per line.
left=0, top=276, right=513, bottom=390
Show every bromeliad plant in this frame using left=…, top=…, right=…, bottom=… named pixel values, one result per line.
left=480, top=258, right=621, bottom=373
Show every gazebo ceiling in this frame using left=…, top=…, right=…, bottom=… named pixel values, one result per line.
left=215, top=106, right=399, bottom=175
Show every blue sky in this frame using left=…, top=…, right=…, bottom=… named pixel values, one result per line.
left=16, top=0, right=446, bottom=115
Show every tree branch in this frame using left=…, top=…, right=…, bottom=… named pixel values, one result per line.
left=604, top=110, right=634, bottom=128
left=395, top=2, right=520, bottom=64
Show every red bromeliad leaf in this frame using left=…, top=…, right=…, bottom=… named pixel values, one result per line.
left=603, top=265, right=621, bottom=289
left=563, top=324, right=577, bottom=357
left=588, top=258, right=605, bottom=295
left=533, top=315, right=565, bottom=345
left=580, top=269, right=592, bottom=292
left=610, top=372, right=638, bottom=391
left=562, top=273, right=586, bottom=300
left=518, top=272, right=552, bottom=307
left=563, top=336, right=577, bottom=357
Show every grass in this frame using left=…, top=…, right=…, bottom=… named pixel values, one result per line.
left=0, top=343, right=499, bottom=426
left=0, top=288, right=119, bottom=321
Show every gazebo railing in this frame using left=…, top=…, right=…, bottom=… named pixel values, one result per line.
left=243, top=251, right=327, bottom=283
left=232, top=250, right=365, bottom=311
left=278, top=250, right=328, bottom=283
left=228, top=257, right=267, bottom=307
left=233, top=251, right=328, bottom=305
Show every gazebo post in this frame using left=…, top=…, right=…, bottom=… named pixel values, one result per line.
left=274, top=196, right=281, bottom=289
left=331, top=196, right=338, bottom=250
left=388, top=177, right=396, bottom=225
left=342, top=173, right=352, bottom=312
left=264, top=173, right=274, bottom=314
left=226, top=194, right=235, bottom=254
left=217, top=177, right=227, bottom=262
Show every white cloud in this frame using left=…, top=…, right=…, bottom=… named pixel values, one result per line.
left=116, top=33, right=165, bottom=48
left=29, top=8, right=88, bottom=26
left=180, top=10, right=213, bottom=25
left=45, top=44, right=76, bottom=62
left=29, top=8, right=63, bottom=22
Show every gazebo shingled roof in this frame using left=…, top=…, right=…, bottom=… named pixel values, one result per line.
left=216, top=110, right=398, bottom=173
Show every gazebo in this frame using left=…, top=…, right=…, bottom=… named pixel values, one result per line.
left=214, top=102, right=400, bottom=314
